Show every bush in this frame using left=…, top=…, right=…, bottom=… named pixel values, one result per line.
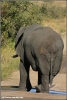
left=1, top=1, right=66, bottom=44
left=1, top=1, right=43, bottom=43
left=40, top=2, right=66, bottom=19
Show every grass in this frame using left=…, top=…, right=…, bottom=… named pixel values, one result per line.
left=32, top=1, right=66, bottom=7
left=1, top=40, right=20, bottom=80
left=42, top=18, right=66, bottom=37
left=53, top=1, right=66, bottom=7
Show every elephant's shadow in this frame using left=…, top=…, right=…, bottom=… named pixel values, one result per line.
left=1, top=86, right=19, bottom=91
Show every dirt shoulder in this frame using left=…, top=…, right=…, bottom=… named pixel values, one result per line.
left=1, top=90, right=66, bottom=100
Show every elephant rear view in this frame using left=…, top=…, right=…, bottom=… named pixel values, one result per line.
left=14, top=24, right=64, bottom=93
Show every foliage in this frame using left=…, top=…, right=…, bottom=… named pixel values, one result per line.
left=1, top=1, right=43, bottom=44
left=40, top=2, right=66, bottom=19
left=1, top=1, right=66, bottom=45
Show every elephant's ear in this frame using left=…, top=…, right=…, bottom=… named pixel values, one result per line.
left=15, top=27, right=26, bottom=57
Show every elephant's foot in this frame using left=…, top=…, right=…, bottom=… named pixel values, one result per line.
left=18, top=86, right=26, bottom=91
left=35, top=84, right=49, bottom=93
left=19, top=83, right=27, bottom=91
left=35, top=85, right=41, bottom=93
left=19, top=84, right=32, bottom=91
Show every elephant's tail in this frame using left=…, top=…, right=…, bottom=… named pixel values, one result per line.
left=12, top=54, right=18, bottom=58
left=50, top=58, right=53, bottom=85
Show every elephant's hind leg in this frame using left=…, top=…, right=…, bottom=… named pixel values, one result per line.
left=35, top=55, right=50, bottom=93
left=19, top=59, right=32, bottom=91
left=36, top=74, right=49, bottom=93
left=19, top=60, right=27, bottom=91
left=25, top=65, right=32, bottom=91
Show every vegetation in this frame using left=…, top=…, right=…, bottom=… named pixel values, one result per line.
left=1, top=1, right=66, bottom=44
left=1, top=1, right=66, bottom=80
left=1, top=41, right=20, bottom=80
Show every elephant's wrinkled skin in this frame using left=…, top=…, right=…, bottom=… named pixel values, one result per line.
left=13, top=24, right=64, bottom=93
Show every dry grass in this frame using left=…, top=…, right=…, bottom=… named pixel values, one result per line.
left=42, top=18, right=66, bottom=37
left=1, top=43, right=20, bottom=80
left=31, top=1, right=66, bottom=7
left=53, top=1, right=66, bottom=7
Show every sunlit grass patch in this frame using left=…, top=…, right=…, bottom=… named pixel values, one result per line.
left=42, top=18, right=66, bottom=37
left=1, top=41, right=20, bottom=80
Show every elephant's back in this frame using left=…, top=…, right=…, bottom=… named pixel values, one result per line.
left=32, top=27, right=63, bottom=45
left=24, top=26, right=64, bottom=52
left=30, top=27, right=64, bottom=54
left=43, top=27, right=64, bottom=49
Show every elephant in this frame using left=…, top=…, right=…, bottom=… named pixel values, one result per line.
left=13, top=24, right=64, bottom=93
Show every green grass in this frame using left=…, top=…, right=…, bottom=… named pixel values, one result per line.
left=1, top=40, right=20, bottom=80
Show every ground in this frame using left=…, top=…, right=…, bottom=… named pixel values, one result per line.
left=1, top=36, right=66, bottom=99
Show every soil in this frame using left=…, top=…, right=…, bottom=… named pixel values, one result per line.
left=1, top=36, right=66, bottom=99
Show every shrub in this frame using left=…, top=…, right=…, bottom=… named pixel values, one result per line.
left=1, top=1, right=66, bottom=44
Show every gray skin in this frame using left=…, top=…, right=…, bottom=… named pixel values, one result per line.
left=13, top=24, right=64, bottom=93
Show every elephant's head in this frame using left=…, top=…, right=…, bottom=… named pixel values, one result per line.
left=14, top=27, right=26, bottom=57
